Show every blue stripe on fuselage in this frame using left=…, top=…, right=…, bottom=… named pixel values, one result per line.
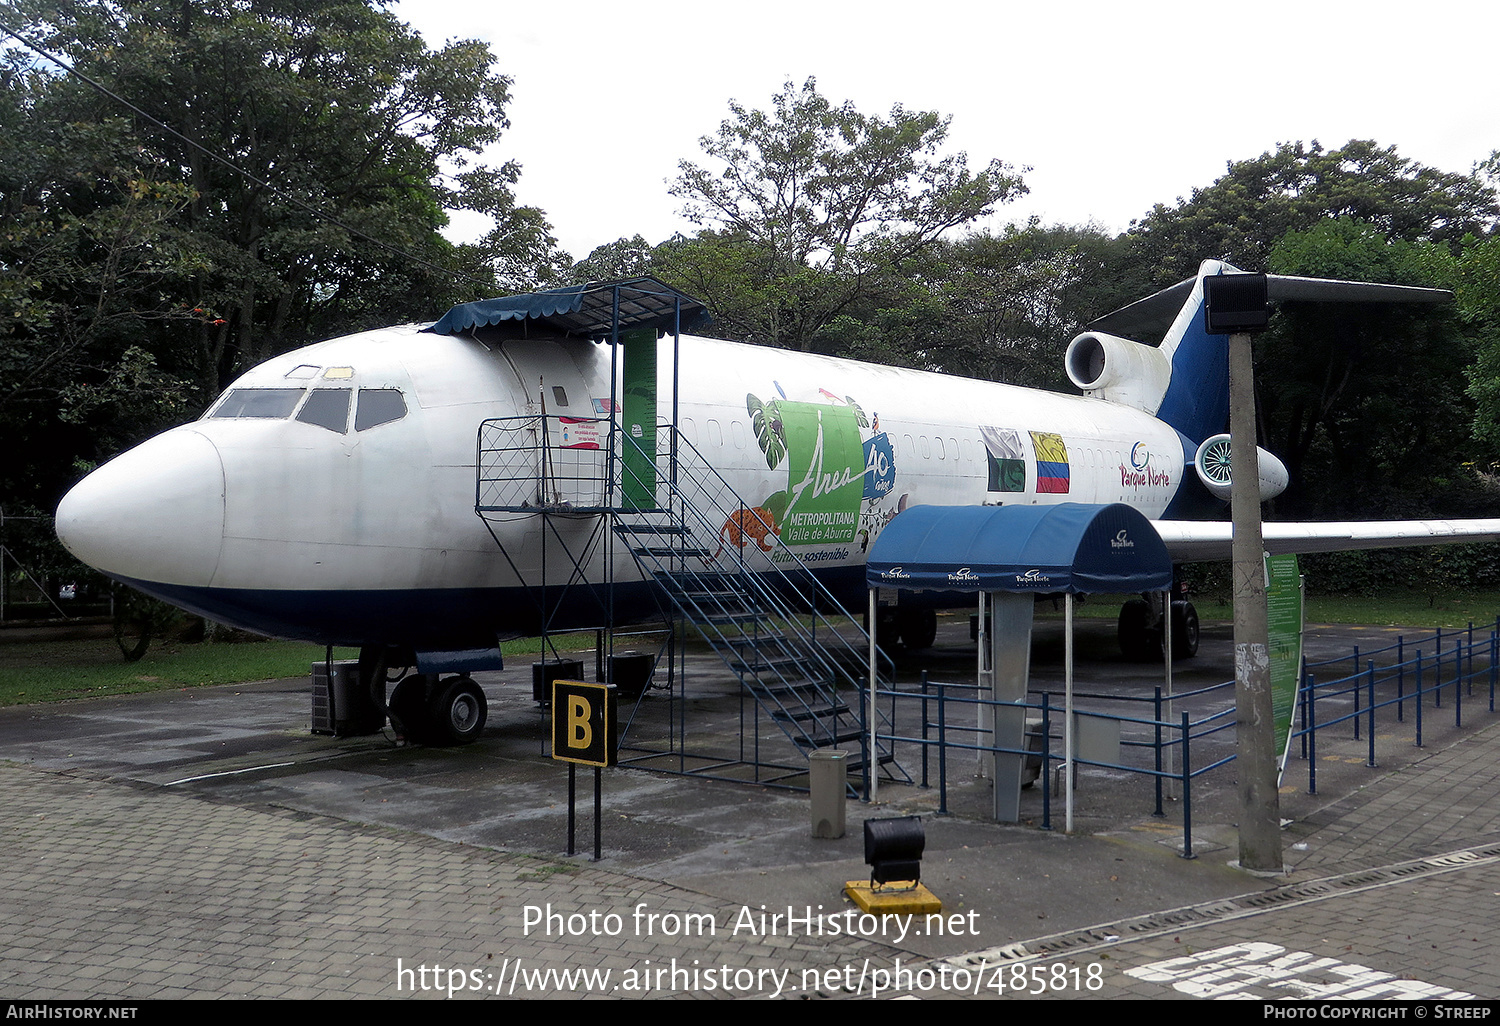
left=1154, top=306, right=1229, bottom=446
left=110, top=565, right=873, bottom=652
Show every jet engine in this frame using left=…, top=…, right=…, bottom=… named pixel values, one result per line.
left=1064, top=331, right=1172, bottom=413
left=1192, top=433, right=1289, bottom=502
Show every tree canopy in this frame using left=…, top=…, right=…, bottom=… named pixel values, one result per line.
left=10, top=6, right=1500, bottom=615
left=665, top=77, right=1026, bottom=351
left=1, top=0, right=564, bottom=531
left=1127, top=140, right=1499, bottom=284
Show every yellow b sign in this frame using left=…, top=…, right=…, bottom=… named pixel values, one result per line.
left=551, top=680, right=616, bottom=767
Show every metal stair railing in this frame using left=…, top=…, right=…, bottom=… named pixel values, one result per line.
left=614, top=427, right=902, bottom=777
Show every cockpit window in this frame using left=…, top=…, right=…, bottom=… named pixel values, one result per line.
left=209, top=388, right=306, bottom=419
left=284, top=364, right=320, bottom=380
left=354, top=388, right=406, bottom=431
left=295, top=388, right=351, bottom=433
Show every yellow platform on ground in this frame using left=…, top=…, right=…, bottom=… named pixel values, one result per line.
left=843, top=880, right=942, bottom=915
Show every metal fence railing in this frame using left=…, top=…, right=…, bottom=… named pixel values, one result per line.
left=874, top=618, right=1500, bottom=858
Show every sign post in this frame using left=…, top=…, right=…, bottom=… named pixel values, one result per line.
left=551, top=679, right=617, bottom=861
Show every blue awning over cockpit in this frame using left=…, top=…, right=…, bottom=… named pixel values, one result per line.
left=426, top=276, right=710, bottom=340
left=866, top=503, right=1172, bottom=594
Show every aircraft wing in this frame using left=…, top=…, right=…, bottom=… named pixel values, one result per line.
left=1152, top=519, right=1500, bottom=563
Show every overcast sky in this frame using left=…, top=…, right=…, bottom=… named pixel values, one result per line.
left=393, top=0, right=1500, bottom=262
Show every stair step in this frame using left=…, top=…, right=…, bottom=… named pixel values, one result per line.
left=658, top=570, right=743, bottom=585
left=614, top=523, right=692, bottom=536
left=632, top=545, right=712, bottom=559
left=677, top=592, right=750, bottom=607
left=700, top=611, right=771, bottom=627
left=841, top=752, right=900, bottom=775
left=771, top=704, right=852, bottom=723
left=720, top=631, right=791, bottom=647
left=729, top=655, right=806, bottom=675
left=793, top=726, right=866, bottom=748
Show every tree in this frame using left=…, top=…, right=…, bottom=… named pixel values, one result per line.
left=0, top=0, right=565, bottom=615
left=668, top=77, right=1026, bottom=351
left=911, top=222, right=1144, bottom=387
left=562, top=234, right=657, bottom=284
left=1459, top=225, right=1500, bottom=450
left=1127, top=140, right=1499, bottom=284
left=8, top=0, right=565, bottom=392
left=1259, top=219, right=1475, bottom=519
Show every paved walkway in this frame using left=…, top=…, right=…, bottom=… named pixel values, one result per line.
left=4, top=719, right=1499, bottom=999
left=1, top=765, right=894, bottom=999
left=3, top=620, right=1500, bottom=1000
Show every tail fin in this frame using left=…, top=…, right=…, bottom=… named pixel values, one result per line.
left=1065, top=259, right=1233, bottom=445
left=1149, top=261, right=1234, bottom=445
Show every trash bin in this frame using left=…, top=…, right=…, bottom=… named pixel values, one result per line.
left=532, top=659, right=584, bottom=705
left=607, top=651, right=654, bottom=700
left=809, top=748, right=848, bottom=839
left=1023, top=716, right=1044, bottom=787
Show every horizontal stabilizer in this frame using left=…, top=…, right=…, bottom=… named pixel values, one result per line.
left=1153, top=519, right=1500, bottom=563
left=1090, top=271, right=1452, bottom=341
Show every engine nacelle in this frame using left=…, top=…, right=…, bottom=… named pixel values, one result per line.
left=1064, top=331, right=1172, bottom=413
left=1193, top=433, right=1290, bottom=502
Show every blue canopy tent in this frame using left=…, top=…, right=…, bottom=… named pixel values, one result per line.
left=865, top=503, right=1173, bottom=826
left=866, top=503, right=1172, bottom=595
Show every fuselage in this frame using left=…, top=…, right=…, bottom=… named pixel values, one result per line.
left=56, top=327, right=1188, bottom=649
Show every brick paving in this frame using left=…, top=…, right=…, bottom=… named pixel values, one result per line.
left=5, top=622, right=1500, bottom=1000
left=0, top=768, right=893, bottom=999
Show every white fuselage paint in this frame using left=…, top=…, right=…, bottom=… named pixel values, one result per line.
left=55, top=326, right=1186, bottom=644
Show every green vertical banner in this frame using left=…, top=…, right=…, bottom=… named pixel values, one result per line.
left=620, top=328, right=656, bottom=511
left=1266, top=553, right=1304, bottom=785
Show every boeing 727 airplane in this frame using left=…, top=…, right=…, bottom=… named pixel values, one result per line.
left=53, top=260, right=1500, bottom=743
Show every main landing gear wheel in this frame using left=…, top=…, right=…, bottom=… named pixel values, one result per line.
left=388, top=676, right=430, bottom=744
left=1171, top=600, right=1200, bottom=660
left=898, top=608, right=938, bottom=650
left=428, top=675, right=487, bottom=746
left=1117, top=598, right=1201, bottom=661
left=1117, top=598, right=1158, bottom=661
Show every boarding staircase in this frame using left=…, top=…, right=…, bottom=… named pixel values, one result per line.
left=475, top=415, right=903, bottom=786
left=612, top=429, right=902, bottom=783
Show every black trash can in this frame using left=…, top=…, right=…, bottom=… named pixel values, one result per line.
left=607, top=651, right=655, bottom=700
left=532, top=658, right=585, bottom=705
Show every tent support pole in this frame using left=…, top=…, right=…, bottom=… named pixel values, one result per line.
left=1065, top=591, right=1074, bottom=834
left=867, top=588, right=878, bottom=801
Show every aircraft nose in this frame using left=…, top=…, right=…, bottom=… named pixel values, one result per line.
left=56, top=427, right=226, bottom=587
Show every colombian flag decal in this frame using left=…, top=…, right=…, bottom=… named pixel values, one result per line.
left=1029, top=431, right=1070, bottom=494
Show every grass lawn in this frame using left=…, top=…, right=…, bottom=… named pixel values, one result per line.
left=0, top=629, right=601, bottom=706
left=1064, top=590, right=1500, bottom=630
left=4, top=591, right=1498, bottom=707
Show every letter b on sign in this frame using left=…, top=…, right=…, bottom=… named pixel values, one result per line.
left=551, top=680, right=616, bottom=767
left=568, top=696, right=592, bottom=750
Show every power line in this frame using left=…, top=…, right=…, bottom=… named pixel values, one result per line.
left=0, top=21, right=500, bottom=291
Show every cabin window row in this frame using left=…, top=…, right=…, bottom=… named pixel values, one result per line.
left=207, top=387, right=407, bottom=433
